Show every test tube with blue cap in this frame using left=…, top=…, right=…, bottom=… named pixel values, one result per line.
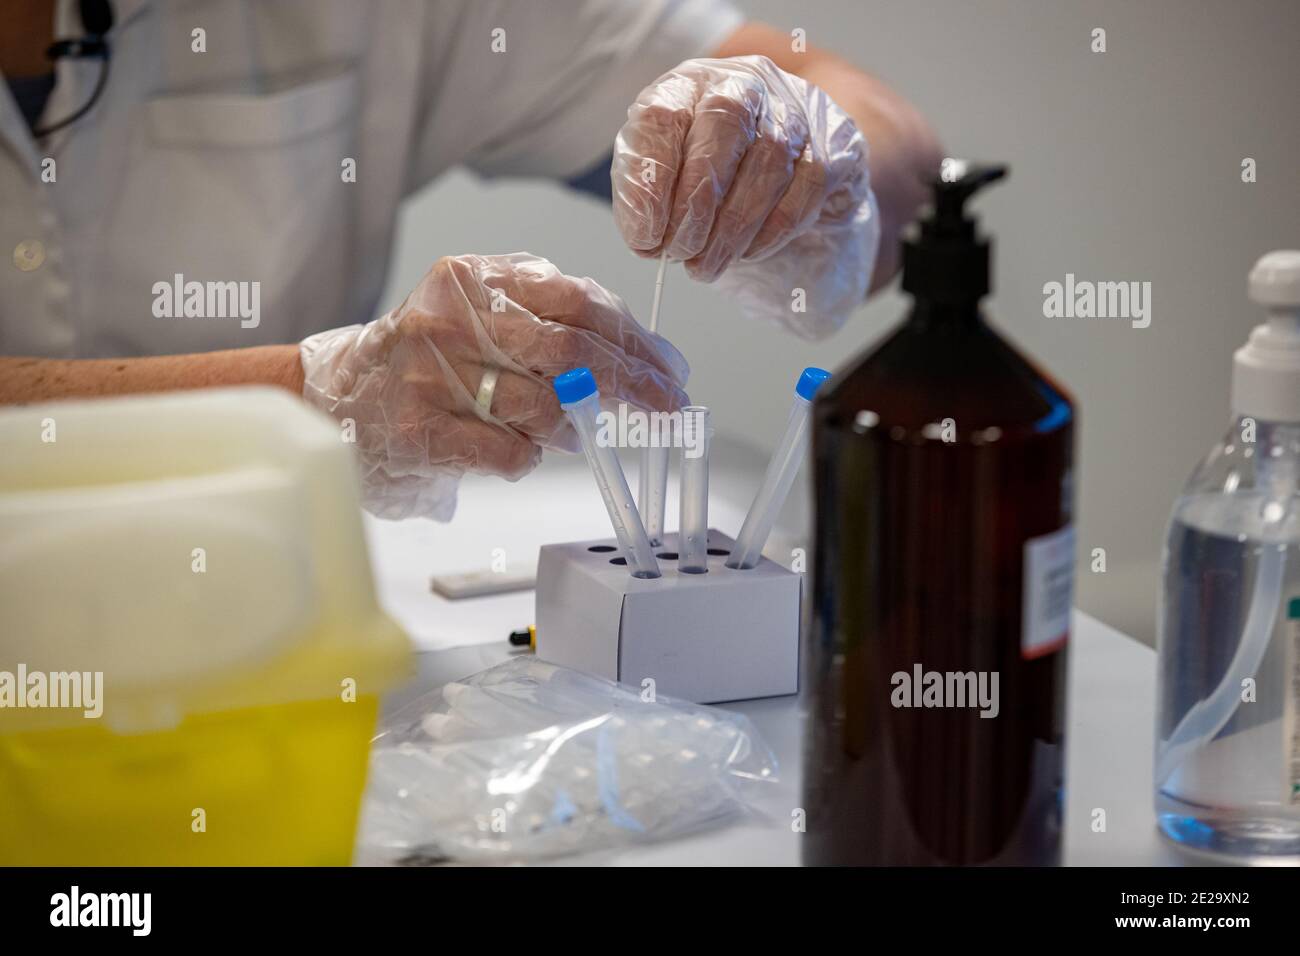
left=727, top=367, right=832, bottom=570
left=553, top=367, right=661, bottom=579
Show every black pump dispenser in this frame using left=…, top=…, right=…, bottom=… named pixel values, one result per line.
left=901, top=163, right=1007, bottom=305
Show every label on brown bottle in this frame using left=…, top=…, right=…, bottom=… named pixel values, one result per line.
left=1021, top=525, right=1075, bottom=659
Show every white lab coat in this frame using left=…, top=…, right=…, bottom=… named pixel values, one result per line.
left=0, top=0, right=741, bottom=358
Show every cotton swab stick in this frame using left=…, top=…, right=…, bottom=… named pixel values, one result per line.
left=649, top=249, right=668, bottom=332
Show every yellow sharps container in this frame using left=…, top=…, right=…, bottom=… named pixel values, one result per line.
left=0, top=388, right=412, bottom=864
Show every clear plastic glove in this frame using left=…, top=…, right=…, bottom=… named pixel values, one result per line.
left=612, top=55, right=879, bottom=339
left=300, top=253, right=689, bottom=522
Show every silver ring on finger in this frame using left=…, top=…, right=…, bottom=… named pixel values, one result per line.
left=475, top=366, right=500, bottom=418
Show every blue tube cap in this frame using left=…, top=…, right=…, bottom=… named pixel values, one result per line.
left=553, top=367, right=598, bottom=405
left=796, top=366, right=832, bottom=400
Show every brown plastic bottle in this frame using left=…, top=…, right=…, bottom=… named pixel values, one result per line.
left=802, top=165, right=1075, bottom=865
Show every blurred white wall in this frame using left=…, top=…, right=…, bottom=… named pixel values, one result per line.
left=379, top=0, right=1300, bottom=644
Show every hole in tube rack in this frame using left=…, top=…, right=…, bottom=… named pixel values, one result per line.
left=609, top=557, right=627, bottom=566
left=588, top=545, right=617, bottom=553
left=656, top=552, right=678, bottom=560
left=707, top=548, right=730, bottom=556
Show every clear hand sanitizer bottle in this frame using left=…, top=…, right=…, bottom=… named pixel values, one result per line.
left=1156, top=250, right=1300, bottom=859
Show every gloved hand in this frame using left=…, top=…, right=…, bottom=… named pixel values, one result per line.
left=300, top=253, right=689, bottom=521
left=612, top=55, right=879, bottom=340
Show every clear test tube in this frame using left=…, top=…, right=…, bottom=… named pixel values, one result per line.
left=678, top=406, right=712, bottom=573
left=639, top=250, right=672, bottom=548
left=639, top=445, right=669, bottom=547
left=553, top=368, right=661, bottom=579
left=727, top=368, right=832, bottom=570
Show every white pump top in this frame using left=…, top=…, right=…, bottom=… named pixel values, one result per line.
left=1231, top=250, right=1300, bottom=422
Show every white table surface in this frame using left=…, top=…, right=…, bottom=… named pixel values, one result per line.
left=361, top=443, right=1184, bottom=866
